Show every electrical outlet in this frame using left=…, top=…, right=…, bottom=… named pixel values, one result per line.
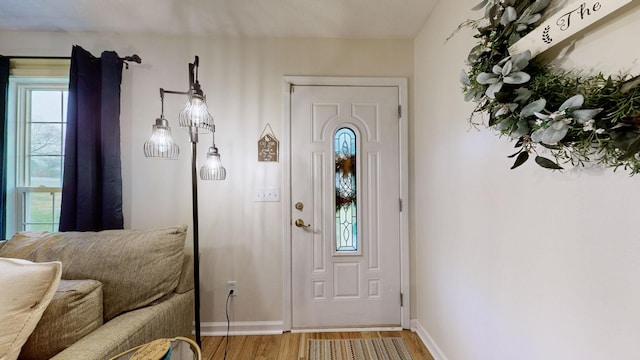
left=227, top=280, right=237, bottom=296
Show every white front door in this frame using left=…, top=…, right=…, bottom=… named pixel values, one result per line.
left=290, top=83, right=403, bottom=329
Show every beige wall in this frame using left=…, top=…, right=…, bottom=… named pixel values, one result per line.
left=0, top=32, right=414, bottom=326
left=413, top=1, right=640, bottom=359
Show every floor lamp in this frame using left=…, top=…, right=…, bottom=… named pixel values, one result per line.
left=143, top=56, right=226, bottom=347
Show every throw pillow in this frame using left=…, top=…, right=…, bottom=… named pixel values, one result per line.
left=0, top=257, right=62, bottom=360
left=19, top=279, right=104, bottom=360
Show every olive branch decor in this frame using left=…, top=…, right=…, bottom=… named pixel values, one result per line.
left=459, top=0, right=640, bottom=174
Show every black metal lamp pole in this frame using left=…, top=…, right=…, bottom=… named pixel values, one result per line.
left=190, top=140, right=202, bottom=347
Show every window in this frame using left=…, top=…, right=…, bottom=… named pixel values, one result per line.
left=334, top=127, right=358, bottom=253
left=5, top=59, right=69, bottom=237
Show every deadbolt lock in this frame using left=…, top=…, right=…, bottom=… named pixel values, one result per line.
left=295, top=202, right=304, bottom=211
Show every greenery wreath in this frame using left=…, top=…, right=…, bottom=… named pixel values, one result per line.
left=459, top=0, right=640, bottom=174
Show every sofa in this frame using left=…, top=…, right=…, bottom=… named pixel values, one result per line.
left=0, top=225, right=194, bottom=360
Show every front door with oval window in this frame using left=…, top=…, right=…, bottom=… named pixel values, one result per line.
left=290, top=84, right=402, bottom=329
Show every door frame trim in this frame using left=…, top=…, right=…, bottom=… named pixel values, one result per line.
left=282, top=76, right=410, bottom=331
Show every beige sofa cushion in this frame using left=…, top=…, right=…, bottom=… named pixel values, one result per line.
left=0, top=225, right=187, bottom=321
left=19, top=279, right=103, bottom=360
left=0, top=258, right=62, bottom=360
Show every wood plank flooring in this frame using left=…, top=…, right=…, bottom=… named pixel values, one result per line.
left=201, top=330, right=434, bottom=360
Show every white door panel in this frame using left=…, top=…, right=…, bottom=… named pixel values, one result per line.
left=291, top=85, right=401, bottom=329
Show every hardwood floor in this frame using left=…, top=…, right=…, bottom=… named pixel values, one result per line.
left=201, top=330, right=434, bottom=360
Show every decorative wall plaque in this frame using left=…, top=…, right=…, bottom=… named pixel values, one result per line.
left=258, top=123, right=279, bottom=162
left=508, top=0, right=632, bottom=58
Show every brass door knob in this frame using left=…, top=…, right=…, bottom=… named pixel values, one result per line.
left=295, top=219, right=311, bottom=228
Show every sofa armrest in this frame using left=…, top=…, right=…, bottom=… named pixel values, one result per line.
left=175, top=252, right=194, bottom=294
left=50, top=290, right=194, bottom=360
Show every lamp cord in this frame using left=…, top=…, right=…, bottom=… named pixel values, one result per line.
left=224, top=290, right=233, bottom=360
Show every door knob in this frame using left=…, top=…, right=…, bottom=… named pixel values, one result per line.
left=295, top=218, right=311, bottom=228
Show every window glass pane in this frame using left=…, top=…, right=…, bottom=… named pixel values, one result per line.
left=30, top=123, right=63, bottom=155
left=62, top=123, right=67, bottom=155
left=54, top=192, right=62, bottom=222
left=335, top=127, right=357, bottom=252
left=31, top=90, right=63, bottom=123
left=29, top=156, right=63, bottom=186
left=24, top=192, right=55, bottom=223
left=23, top=192, right=60, bottom=233
left=25, top=224, right=56, bottom=232
left=62, top=91, right=68, bottom=122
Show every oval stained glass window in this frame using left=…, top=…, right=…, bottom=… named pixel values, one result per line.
left=334, top=128, right=357, bottom=252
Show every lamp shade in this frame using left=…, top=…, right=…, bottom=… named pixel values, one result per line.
left=143, top=117, right=179, bottom=159
left=200, top=147, right=226, bottom=180
left=179, top=93, right=214, bottom=133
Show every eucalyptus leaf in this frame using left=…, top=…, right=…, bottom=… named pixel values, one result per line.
left=510, top=121, right=529, bottom=138
left=486, top=81, right=504, bottom=98
left=534, top=112, right=549, bottom=120
left=513, top=88, right=533, bottom=103
left=515, top=24, right=528, bottom=32
left=510, top=51, right=531, bottom=71
left=541, top=125, right=568, bottom=145
left=467, top=44, right=484, bottom=63
left=511, top=151, right=529, bottom=169
left=573, top=108, right=603, bottom=123
left=464, top=91, right=475, bottom=102
left=460, top=69, right=471, bottom=86
left=535, top=156, right=563, bottom=170
left=477, top=72, right=499, bottom=84
left=500, top=6, right=517, bottom=25
left=621, top=75, right=640, bottom=94
left=559, top=94, right=584, bottom=111
left=501, top=62, right=512, bottom=76
left=520, top=99, right=546, bottom=117
left=522, top=13, right=541, bottom=24
left=488, top=5, right=499, bottom=25
left=508, top=32, right=522, bottom=45
left=531, top=128, right=544, bottom=143
left=503, top=72, right=531, bottom=84
left=495, top=118, right=511, bottom=131
left=528, top=0, right=551, bottom=14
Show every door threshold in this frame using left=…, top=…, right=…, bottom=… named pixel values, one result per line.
left=291, top=326, right=403, bottom=333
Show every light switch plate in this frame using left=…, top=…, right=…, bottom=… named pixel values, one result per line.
left=254, top=187, right=280, bottom=202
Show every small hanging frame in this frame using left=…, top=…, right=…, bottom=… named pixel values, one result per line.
left=258, top=123, right=279, bottom=162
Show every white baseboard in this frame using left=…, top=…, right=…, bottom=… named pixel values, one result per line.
left=200, top=321, right=284, bottom=336
left=292, top=327, right=403, bottom=333
left=411, top=319, right=448, bottom=360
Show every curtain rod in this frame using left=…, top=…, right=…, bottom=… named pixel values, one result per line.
left=7, top=56, right=70, bottom=60
left=7, top=54, right=142, bottom=69
left=8, top=55, right=141, bottom=62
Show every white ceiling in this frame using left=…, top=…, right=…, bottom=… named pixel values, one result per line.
left=0, top=0, right=439, bottom=39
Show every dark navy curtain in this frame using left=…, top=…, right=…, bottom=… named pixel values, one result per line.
left=59, top=46, right=124, bottom=231
left=0, top=56, right=8, bottom=239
